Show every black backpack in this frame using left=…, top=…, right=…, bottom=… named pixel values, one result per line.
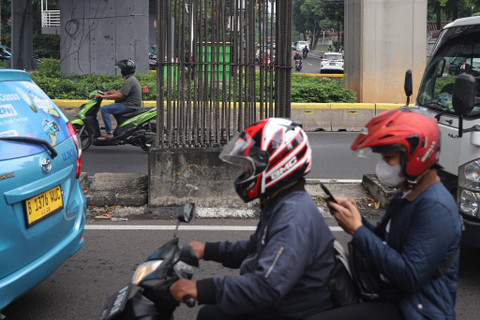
left=327, top=240, right=361, bottom=307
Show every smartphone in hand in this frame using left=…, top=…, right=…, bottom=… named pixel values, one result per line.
left=320, top=183, right=338, bottom=204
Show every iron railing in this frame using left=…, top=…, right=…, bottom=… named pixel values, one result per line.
left=42, top=10, right=60, bottom=28
left=156, top=0, right=291, bottom=148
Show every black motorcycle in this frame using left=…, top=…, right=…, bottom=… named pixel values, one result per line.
left=100, top=204, right=198, bottom=320
left=295, top=59, right=302, bottom=72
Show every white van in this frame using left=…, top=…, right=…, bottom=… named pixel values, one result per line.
left=415, top=16, right=480, bottom=246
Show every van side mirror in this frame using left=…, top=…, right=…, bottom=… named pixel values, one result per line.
left=404, top=70, right=412, bottom=105
left=452, top=73, right=476, bottom=116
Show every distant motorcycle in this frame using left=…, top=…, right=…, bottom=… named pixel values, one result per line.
left=295, top=59, right=302, bottom=72
left=70, top=90, right=157, bottom=152
left=149, top=53, right=157, bottom=70
left=302, top=50, right=308, bottom=59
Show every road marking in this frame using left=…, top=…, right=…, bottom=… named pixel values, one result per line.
left=85, top=225, right=344, bottom=232
left=306, top=178, right=362, bottom=184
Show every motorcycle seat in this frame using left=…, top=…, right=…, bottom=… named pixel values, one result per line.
left=121, top=108, right=146, bottom=118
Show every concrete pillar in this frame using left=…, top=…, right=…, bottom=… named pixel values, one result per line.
left=345, top=0, right=427, bottom=103
left=60, top=0, right=149, bottom=75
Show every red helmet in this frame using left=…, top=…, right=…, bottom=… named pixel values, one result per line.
left=220, top=118, right=312, bottom=202
left=351, top=107, right=440, bottom=179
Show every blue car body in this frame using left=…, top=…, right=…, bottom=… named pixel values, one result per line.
left=0, top=69, right=86, bottom=310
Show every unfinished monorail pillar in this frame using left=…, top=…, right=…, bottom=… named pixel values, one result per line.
left=344, top=0, right=427, bottom=103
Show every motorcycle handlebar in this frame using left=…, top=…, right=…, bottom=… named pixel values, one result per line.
left=183, top=295, right=196, bottom=308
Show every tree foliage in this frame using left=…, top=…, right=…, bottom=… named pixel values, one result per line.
left=293, top=0, right=343, bottom=50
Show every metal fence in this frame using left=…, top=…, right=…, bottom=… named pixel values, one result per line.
left=155, top=0, right=292, bottom=148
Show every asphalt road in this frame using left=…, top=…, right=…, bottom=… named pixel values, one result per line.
left=3, top=220, right=480, bottom=319
left=291, top=51, right=323, bottom=74
left=80, top=132, right=376, bottom=179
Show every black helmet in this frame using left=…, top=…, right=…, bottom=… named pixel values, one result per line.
left=115, top=59, right=136, bottom=76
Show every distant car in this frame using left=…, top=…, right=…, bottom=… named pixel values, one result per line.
left=0, top=69, right=86, bottom=310
left=296, top=41, right=309, bottom=52
left=292, top=42, right=297, bottom=50
left=320, top=52, right=344, bottom=74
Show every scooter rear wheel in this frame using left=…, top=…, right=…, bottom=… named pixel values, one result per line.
left=138, top=122, right=157, bottom=152
left=73, top=124, right=93, bottom=150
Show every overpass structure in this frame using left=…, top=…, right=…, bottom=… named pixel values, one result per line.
left=36, top=0, right=429, bottom=103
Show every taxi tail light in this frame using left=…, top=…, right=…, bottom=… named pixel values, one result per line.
left=67, top=122, right=82, bottom=178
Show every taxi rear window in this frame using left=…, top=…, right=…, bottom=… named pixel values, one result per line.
left=0, top=80, right=68, bottom=160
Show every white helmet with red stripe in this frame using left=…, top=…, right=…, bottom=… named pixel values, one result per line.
left=220, top=118, right=312, bottom=202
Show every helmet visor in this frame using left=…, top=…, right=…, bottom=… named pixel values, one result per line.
left=220, top=132, right=265, bottom=181
left=353, top=144, right=406, bottom=159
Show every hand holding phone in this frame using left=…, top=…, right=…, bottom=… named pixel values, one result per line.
left=320, top=183, right=338, bottom=204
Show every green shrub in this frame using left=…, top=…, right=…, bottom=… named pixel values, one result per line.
left=29, top=59, right=357, bottom=102
left=291, top=75, right=356, bottom=102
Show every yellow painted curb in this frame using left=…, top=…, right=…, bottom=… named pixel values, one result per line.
left=376, top=103, right=405, bottom=110
left=53, top=99, right=405, bottom=111
left=291, top=103, right=330, bottom=110
left=300, top=73, right=344, bottom=78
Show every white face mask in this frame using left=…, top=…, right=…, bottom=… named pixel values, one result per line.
left=375, top=159, right=405, bottom=187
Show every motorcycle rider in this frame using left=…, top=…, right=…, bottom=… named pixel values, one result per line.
left=293, top=51, right=302, bottom=70
left=170, top=118, right=336, bottom=319
left=310, top=107, right=461, bottom=320
left=95, top=59, right=142, bottom=139
left=303, top=45, right=309, bottom=58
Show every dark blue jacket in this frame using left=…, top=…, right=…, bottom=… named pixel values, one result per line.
left=197, top=180, right=335, bottom=319
left=352, top=171, right=461, bottom=320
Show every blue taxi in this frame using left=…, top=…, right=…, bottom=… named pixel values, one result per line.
left=0, top=69, right=86, bottom=310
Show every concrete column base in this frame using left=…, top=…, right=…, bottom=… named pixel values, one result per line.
left=148, top=148, right=252, bottom=208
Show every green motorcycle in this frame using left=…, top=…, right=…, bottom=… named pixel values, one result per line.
left=70, top=90, right=157, bottom=152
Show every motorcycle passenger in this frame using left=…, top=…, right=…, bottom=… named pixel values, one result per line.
left=310, top=108, right=461, bottom=320
left=170, top=118, right=336, bottom=320
left=95, top=59, right=142, bottom=139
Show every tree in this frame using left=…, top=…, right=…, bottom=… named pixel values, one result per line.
left=292, top=0, right=343, bottom=50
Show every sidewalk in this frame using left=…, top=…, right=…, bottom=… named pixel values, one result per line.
left=82, top=173, right=391, bottom=221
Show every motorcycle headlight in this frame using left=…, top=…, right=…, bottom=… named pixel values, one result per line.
left=460, top=189, right=480, bottom=217
left=132, top=260, right=163, bottom=285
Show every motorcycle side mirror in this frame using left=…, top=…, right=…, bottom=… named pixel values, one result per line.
left=173, top=203, right=195, bottom=238
left=404, top=69, right=413, bottom=106
left=178, top=203, right=195, bottom=223
left=179, top=244, right=200, bottom=267
left=452, top=73, right=476, bottom=138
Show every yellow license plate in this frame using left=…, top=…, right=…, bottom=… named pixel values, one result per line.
left=24, top=185, right=63, bottom=227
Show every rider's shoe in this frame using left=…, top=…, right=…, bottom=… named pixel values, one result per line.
left=98, top=133, right=114, bottom=140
